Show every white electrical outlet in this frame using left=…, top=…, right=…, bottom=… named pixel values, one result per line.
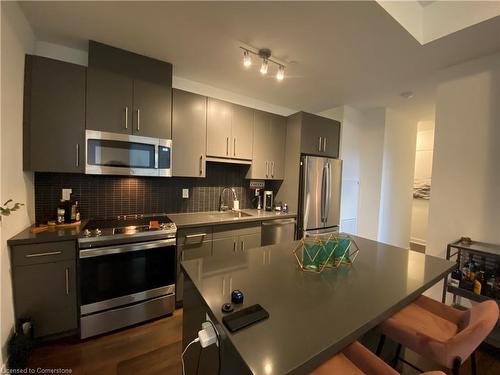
left=62, top=188, right=72, bottom=201
left=182, top=188, right=189, bottom=199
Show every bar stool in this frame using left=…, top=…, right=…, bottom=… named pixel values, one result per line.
left=309, top=341, right=445, bottom=375
left=376, top=295, right=499, bottom=375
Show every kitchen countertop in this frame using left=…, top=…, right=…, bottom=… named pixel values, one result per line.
left=7, top=220, right=89, bottom=246
left=7, top=210, right=295, bottom=246
left=181, top=235, right=456, bottom=375
left=166, top=209, right=296, bottom=229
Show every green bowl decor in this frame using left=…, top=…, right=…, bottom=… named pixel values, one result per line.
left=293, top=233, right=359, bottom=273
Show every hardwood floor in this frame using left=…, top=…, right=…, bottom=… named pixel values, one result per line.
left=27, top=308, right=499, bottom=375
left=28, top=310, right=183, bottom=375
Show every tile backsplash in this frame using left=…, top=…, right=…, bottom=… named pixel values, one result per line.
left=35, top=163, right=280, bottom=223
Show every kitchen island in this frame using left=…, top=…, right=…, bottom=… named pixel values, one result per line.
left=181, top=236, right=455, bottom=375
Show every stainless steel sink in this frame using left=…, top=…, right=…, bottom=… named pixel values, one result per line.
left=207, top=211, right=252, bottom=220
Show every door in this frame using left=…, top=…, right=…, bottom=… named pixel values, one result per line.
left=300, top=112, right=325, bottom=155
left=26, top=55, right=85, bottom=173
left=239, top=232, right=261, bottom=252
left=207, top=98, right=232, bottom=158
left=212, top=237, right=238, bottom=257
left=247, top=110, right=273, bottom=179
left=269, top=114, right=287, bottom=180
left=14, top=261, right=77, bottom=338
left=324, top=158, right=342, bottom=228
left=172, top=89, right=207, bottom=177
left=87, top=67, right=133, bottom=134
left=322, top=120, right=341, bottom=158
left=133, top=79, right=172, bottom=139
left=231, top=104, right=254, bottom=160
left=301, top=155, right=342, bottom=232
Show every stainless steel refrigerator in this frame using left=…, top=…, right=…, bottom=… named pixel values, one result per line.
left=297, top=155, right=342, bottom=238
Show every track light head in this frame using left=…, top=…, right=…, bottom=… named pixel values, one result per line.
left=276, top=65, right=285, bottom=81
left=243, top=50, right=251, bottom=67
left=260, top=59, right=269, bottom=74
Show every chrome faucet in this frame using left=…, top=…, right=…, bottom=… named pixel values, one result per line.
left=219, top=187, right=238, bottom=211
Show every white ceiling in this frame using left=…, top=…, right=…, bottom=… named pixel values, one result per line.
left=19, top=1, right=500, bottom=120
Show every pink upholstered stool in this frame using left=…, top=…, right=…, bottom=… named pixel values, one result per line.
left=376, top=295, right=499, bottom=375
left=309, top=341, right=444, bottom=375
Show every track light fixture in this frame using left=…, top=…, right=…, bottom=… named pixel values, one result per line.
left=240, top=47, right=286, bottom=81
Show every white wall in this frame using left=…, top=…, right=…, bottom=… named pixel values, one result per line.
left=0, top=1, right=35, bottom=362
left=410, top=121, right=434, bottom=246
left=357, top=108, right=386, bottom=240
left=428, top=58, right=500, bottom=259
left=378, top=108, right=417, bottom=248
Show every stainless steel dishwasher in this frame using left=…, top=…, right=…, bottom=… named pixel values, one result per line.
left=261, top=218, right=297, bottom=246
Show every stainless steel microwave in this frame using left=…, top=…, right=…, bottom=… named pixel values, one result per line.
left=85, top=130, right=172, bottom=177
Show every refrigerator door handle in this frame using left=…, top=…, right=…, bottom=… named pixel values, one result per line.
left=320, top=163, right=328, bottom=224
left=325, top=162, right=332, bottom=224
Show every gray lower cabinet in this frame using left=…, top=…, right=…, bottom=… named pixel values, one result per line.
left=247, top=110, right=286, bottom=180
left=176, top=227, right=213, bottom=304
left=176, top=223, right=261, bottom=304
left=10, top=241, right=77, bottom=338
left=172, top=89, right=207, bottom=177
left=23, top=55, right=86, bottom=173
left=299, top=112, right=341, bottom=158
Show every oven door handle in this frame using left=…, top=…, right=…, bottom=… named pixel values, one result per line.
left=79, top=238, right=176, bottom=259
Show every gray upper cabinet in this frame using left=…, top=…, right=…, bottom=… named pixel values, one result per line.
left=300, top=112, right=341, bottom=158
left=206, top=98, right=254, bottom=161
left=207, top=98, right=232, bottom=158
left=23, top=55, right=86, bottom=173
left=172, top=89, right=207, bottom=177
left=132, top=79, right=172, bottom=139
left=231, top=104, right=254, bottom=160
left=247, top=110, right=286, bottom=180
left=87, top=41, right=173, bottom=139
left=86, top=67, right=133, bottom=135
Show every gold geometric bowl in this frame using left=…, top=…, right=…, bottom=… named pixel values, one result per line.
left=293, top=233, right=359, bottom=273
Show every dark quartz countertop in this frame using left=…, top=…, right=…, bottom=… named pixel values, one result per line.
left=167, top=209, right=296, bottom=229
left=7, top=209, right=295, bottom=246
left=181, top=235, right=455, bottom=375
left=7, top=220, right=88, bottom=246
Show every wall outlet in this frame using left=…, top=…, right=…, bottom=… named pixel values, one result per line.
left=182, top=188, right=189, bottom=199
left=62, top=188, right=72, bottom=201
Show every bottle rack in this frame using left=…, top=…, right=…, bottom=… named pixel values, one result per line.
left=442, top=239, right=500, bottom=347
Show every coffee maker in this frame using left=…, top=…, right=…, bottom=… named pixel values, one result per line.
left=264, top=190, right=274, bottom=212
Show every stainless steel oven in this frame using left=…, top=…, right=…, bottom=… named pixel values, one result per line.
left=79, top=236, right=176, bottom=338
left=85, top=130, right=172, bottom=177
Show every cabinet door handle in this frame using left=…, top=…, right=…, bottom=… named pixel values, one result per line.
left=185, top=233, right=207, bottom=239
left=318, top=137, right=322, bottom=151
left=226, top=137, right=229, bottom=156
left=65, top=267, right=69, bottom=295
left=25, top=251, right=62, bottom=258
left=136, top=109, right=140, bottom=131
left=199, top=155, right=203, bottom=176
left=271, top=161, right=275, bottom=178
left=265, top=161, right=269, bottom=178
left=241, top=240, right=244, bottom=252
left=125, top=107, right=129, bottom=129
left=234, top=138, right=236, bottom=156
left=75, top=144, right=79, bottom=167
left=233, top=241, right=236, bottom=253
left=323, top=137, right=327, bottom=152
